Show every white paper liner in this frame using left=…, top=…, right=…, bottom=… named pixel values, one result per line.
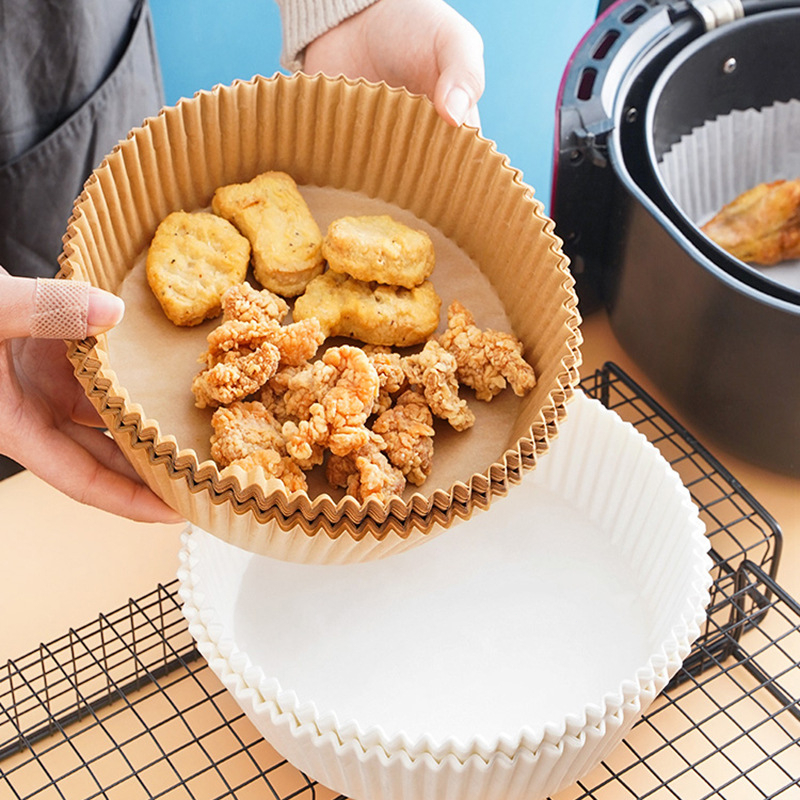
left=177, top=392, right=712, bottom=800
left=657, top=99, right=800, bottom=294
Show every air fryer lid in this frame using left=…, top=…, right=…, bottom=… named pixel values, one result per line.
left=644, top=8, right=800, bottom=304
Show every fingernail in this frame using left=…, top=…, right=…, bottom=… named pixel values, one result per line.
left=86, top=288, right=125, bottom=335
left=444, top=86, right=472, bottom=126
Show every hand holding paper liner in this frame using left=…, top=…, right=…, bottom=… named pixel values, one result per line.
left=0, top=271, right=181, bottom=523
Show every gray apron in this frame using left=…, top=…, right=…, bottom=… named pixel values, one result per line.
left=0, top=0, right=163, bottom=480
left=0, top=0, right=164, bottom=279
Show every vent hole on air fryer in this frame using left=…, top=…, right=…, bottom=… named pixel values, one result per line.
left=621, top=5, right=646, bottom=24
left=577, top=67, right=597, bottom=101
left=592, top=30, right=620, bottom=59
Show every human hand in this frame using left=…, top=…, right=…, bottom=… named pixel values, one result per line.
left=0, top=270, right=183, bottom=524
left=303, top=0, right=484, bottom=127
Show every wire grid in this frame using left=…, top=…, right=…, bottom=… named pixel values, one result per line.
left=554, top=560, right=800, bottom=800
left=0, top=584, right=328, bottom=800
left=0, top=362, right=794, bottom=799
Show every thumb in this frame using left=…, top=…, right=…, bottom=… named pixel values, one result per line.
left=0, top=274, right=124, bottom=340
left=432, top=10, right=485, bottom=127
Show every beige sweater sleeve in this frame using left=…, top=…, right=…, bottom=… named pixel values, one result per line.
left=275, top=0, right=381, bottom=71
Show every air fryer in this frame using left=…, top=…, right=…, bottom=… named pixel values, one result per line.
left=553, top=0, right=800, bottom=474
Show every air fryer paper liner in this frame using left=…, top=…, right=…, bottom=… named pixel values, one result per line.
left=657, top=98, right=800, bottom=294
left=177, top=392, right=712, bottom=800
left=59, top=73, right=581, bottom=562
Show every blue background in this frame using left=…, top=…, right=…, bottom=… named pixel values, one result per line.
left=149, top=1, right=599, bottom=212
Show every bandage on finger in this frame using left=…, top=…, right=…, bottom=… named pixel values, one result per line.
left=30, top=278, right=91, bottom=339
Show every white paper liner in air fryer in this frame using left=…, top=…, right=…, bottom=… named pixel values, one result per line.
left=657, top=98, right=800, bottom=293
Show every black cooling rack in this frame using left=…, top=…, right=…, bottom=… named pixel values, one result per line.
left=1, top=362, right=796, bottom=800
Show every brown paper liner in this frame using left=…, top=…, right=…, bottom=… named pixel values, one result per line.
left=59, top=73, right=581, bottom=562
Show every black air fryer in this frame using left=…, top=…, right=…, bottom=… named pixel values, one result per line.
left=553, top=0, right=800, bottom=474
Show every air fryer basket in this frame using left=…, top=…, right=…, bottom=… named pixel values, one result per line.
left=645, top=7, right=800, bottom=304
left=554, top=0, right=800, bottom=474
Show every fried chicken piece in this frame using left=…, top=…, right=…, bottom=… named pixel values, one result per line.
left=281, top=414, right=328, bottom=470
left=226, top=448, right=308, bottom=493
left=192, top=315, right=324, bottom=408
left=273, top=361, right=336, bottom=421
left=323, top=215, right=435, bottom=288
left=326, top=434, right=406, bottom=503
left=212, top=171, right=324, bottom=296
left=281, top=345, right=380, bottom=462
left=146, top=211, right=250, bottom=327
left=266, top=364, right=305, bottom=396
left=402, top=340, right=475, bottom=431
left=192, top=342, right=280, bottom=408
left=259, top=379, right=292, bottom=424
left=209, top=401, right=286, bottom=466
left=293, top=270, right=441, bottom=347
left=221, top=281, right=289, bottom=324
left=274, top=354, right=376, bottom=466
left=203, top=318, right=324, bottom=368
left=364, top=345, right=407, bottom=414
left=701, top=179, right=800, bottom=265
left=259, top=365, right=333, bottom=466
left=211, top=401, right=308, bottom=491
left=439, top=301, right=536, bottom=401
left=268, top=318, right=326, bottom=366
left=203, top=319, right=266, bottom=363
left=372, top=390, right=435, bottom=485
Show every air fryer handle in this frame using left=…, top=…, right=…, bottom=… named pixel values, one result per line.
left=552, top=0, right=689, bottom=310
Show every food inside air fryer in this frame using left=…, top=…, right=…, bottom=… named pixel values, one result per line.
left=143, top=178, right=539, bottom=502
left=701, top=178, right=800, bottom=265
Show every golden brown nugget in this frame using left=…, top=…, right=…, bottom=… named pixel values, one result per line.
left=212, top=171, right=324, bottom=296
left=323, top=215, right=435, bottom=288
left=146, top=211, right=250, bottom=326
left=293, top=270, right=441, bottom=347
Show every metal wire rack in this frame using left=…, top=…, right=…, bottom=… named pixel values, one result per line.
left=1, top=362, right=796, bottom=800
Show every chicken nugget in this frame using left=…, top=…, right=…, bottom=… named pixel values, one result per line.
left=146, top=211, right=250, bottom=326
left=212, top=171, right=324, bottom=296
left=293, top=270, right=441, bottom=347
left=323, top=215, right=435, bottom=288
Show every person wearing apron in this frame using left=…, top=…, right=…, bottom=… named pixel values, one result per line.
left=0, top=0, right=485, bottom=519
